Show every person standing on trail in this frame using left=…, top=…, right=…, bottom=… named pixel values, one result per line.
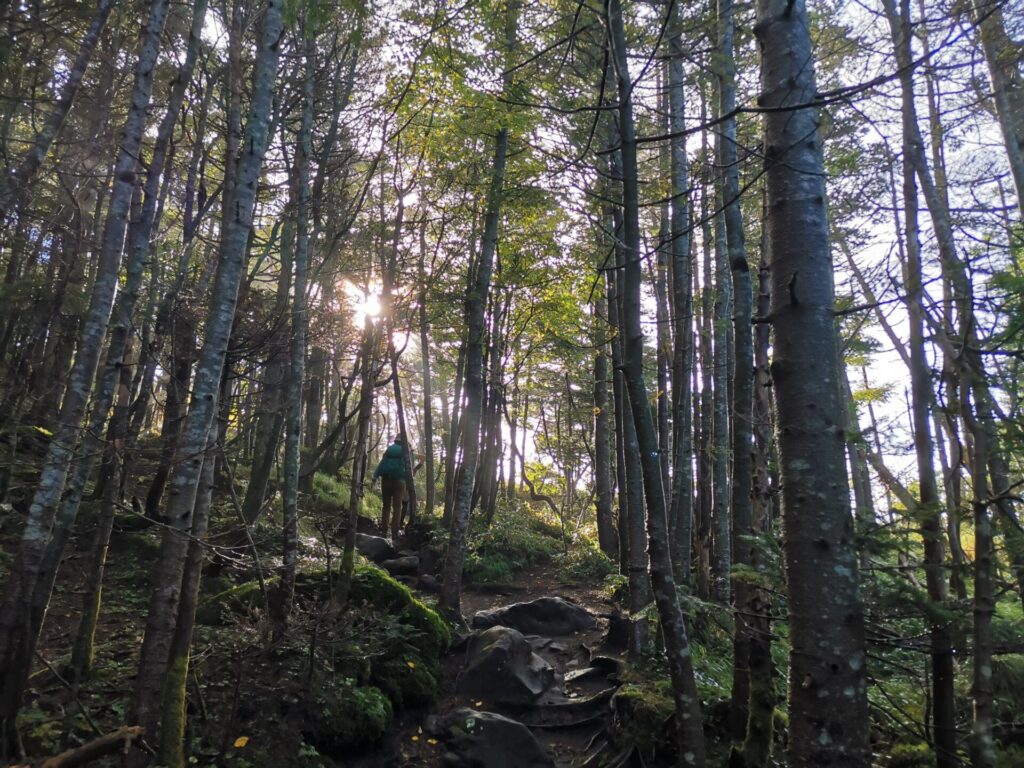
left=374, top=436, right=410, bottom=540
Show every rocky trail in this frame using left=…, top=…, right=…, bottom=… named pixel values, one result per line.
left=350, top=529, right=633, bottom=768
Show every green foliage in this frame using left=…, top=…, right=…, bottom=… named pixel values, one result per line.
left=554, top=544, right=616, bottom=583
left=303, top=683, right=392, bottom=753
left=311, top=471, right=348, bottom=511
left=886, top=742, right=934, bottom=768
left=348, top=563, right=452, bottom=658
left=463, top=502, right=561, bottom=585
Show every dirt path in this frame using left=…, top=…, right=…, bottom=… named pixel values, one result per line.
left=353, top=563, right=621, bottom=767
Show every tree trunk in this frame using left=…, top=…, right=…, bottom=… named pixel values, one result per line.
left=755, top=1, right=871, bottom=764
left=128, top=0, right=283, bottom=745
left=718, top=0, right=755, bottom=749
left=439, top=0, right=518, bottom=619
left=0, top=0, right=171, bottom=746
left=667, top=5, right=693, bottom=584
left=607, top=0, right=705, bottom=762
left=593, top=288, right=617, bottom=557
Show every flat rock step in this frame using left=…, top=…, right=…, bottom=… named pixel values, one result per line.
left=472, top=597, right=597, bottom=636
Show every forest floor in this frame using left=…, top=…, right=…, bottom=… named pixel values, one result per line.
left=353, top=560, right=621, bottom=767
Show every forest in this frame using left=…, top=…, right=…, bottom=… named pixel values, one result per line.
left=0, top=0, right=1022, bottom=765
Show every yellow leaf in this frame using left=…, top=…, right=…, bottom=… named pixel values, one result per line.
left=233, top=737, right=249, bottom=748
left=411, top=735, right=420, bottom=742
left=427, top=738, right=438, bottom=746
left=474, top=701, right=483, bottom=707
left=33, top=425, right=53, bottom=437
left=407, top=660, right=416, bottom=669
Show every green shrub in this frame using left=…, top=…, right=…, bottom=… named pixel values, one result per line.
left=312, top=472, right=348, bottom=511
left=887, top=742, right=934, bottom=768
left=555, top=544, right=616, bottom=583
left=303, top=683, right=392, bottom=753
left=463, top=504, right=560, bottom=585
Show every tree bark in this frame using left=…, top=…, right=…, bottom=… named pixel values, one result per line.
left=607, top=0, right=705, bottom=762
left=0, top=0, right=171, bottom=746
left=128, top=0, right=283, bottom=745
left=439, top=0, right=518, bottom=619
left=755, top=1, right=870, bottom=764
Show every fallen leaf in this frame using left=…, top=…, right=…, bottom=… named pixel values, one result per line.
left=233, top=736, right=249, bottom=749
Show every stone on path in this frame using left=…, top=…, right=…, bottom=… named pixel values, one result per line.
left=380, top=555, right=419, bottom=577
left=471, top=596, right=596, bottom=636
left=355, top=533, right=396, bottom=564
left=441, top=708, right=554, bottom=768
left=457, top=626, right=554, bottom=704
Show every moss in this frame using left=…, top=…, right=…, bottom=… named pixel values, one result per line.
left=157, top=653, right=189, bottom=768
left=349, top=564, right=451, bottom=658
left=612, top=682, right=676, bottom=753
left=195, top=581, right=265, bottom=625
left=371, top=653, right=439, bottom=707
left=303, top=684, right=392, bottom=754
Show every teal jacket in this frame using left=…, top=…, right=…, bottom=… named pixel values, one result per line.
left=374, top=442, right=409, bottom=481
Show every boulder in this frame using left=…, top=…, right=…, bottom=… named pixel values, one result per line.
left=381, top=555, right=419, bottom=577
left=442, top=708, right=554, bottom=768
left=457, top=626, right=554, bottom=704
left=416, top=573, right=442, bottom=594
left=471, top=597, right=596, bottom=636
left=355, top=533, right=397, bottom=563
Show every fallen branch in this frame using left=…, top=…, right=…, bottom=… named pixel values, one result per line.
left=14, top=726, right=144, bottom=768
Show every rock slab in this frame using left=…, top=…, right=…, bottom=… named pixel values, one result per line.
left=442, top=708, right=554, bottom=768
left=457, top=626, right=554, bottom=704
left=472, top=596, right=597, bottom=636
left=355, top=533, right=396, bottom=563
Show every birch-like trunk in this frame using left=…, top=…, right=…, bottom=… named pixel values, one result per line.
left=128, top=0, right=283, bottom=743
left=439, top=0, right=518, bottom=619
left=0, top=0, right=171, bottom=744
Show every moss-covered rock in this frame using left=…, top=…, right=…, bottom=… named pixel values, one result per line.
left=195, top=581, right=265, bottom=625
left=611, top=681, right=676, bottom=754
left=300, top=683, right=392, bottom=754
left=349, top=563, right=452, bottom=658
left=371, top=652, right=439, bottom=707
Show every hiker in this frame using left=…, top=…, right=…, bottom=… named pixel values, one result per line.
left=373, top=436, right=411, bottom=540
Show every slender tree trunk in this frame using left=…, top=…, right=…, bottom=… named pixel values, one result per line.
left=439, top=0, right=518, bottom=619
left=607, top=1, right=705, bottom=762
left=418, top=226, right=436, bottom=515
left=667, top=7, right=693, bottom=584
left=719, top=0, right=755, bottom=749
left=156, top=432, right=216, bottom=768
left=755, top=1, right=870, bottom=764
left=279, top=24, right=314, bottom=623
left=0, top=0, right=171, bottom=746
left=711, top=194, right=731, bottom=603
left=593, top=288, right=617, bottom=557
left=128, top=1, right=282, bottom=746
left=739, top=238, right=775, bottom=768
left=0, top=0, right=116, bottom=219
left=971, top=0, right=1024, bottom=215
